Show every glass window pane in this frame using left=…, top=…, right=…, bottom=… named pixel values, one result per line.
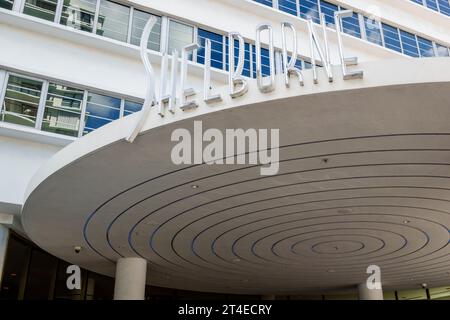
left=382, top=23, right=402, bottom=53
left=123, top=100, right=142, bottom=116
left=60, top=0, right=97, bottom=33
left=53, top=260, right=87, bottom=300
left=23, top=0, right=58, bottom=21
left=197, top=29, right=224, bottom=70
left=400, top=30, right=419, bottom=57
left=0, top=236, right=31, bottom=300
left=300, top=0, right=320, bottom=23
left=130, top=10, right=162, bottom=51
left=436, top=43, right=450, bottom=56
left=168, top=20, right=194, bottom=57
left=251, top=45, right=271, bottom=78
left=278, top=0, right=297, bottom=16
left=320, top=1, right=338, bottom=27
left=340, top=9, right=361, bottom=38
left=225, top=39, right=251, bottom=78
left=24, top=250, right=58, bottom=300
left=1, top=75, right=42, bottom=128
left=438, top=0, right=450, bottom=15
left=96, top=0, right=130, bottom=42
left=0, top=0, right=14, bottom=10
left=83, top=92, right=121, bottom=134
left=253, top=0, right=272, bottom=7
left=425, top=0, right=439, bottom=11
left=364, top=16, right=382, bottom=46
left=417, top=36, right=435, bottom=57
left=42, top=83, right=84, bottom=137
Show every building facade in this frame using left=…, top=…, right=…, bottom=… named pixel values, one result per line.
left=0, top=0, right=450, bottom=300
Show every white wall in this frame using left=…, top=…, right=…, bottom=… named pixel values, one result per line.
left=0, top=135, right=61, bottom=212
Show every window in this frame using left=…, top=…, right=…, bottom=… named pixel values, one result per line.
left=1, top=75, right=42, bottom=128
left=438, top=0, right=450, bottom=15
left=226, top=39, right=251, bottom=78
left=197, top=29, right=224, bottom=70
left=425, top=0, right=439, bottom=11
left=300, top=0, right=320, bottom=23
left=168, top=20, right=194, bottom=56
left=83, top=92, right=121, bottom=134
left=340, top=9, right=361, bottom=38
left=96, top=0, right=130, bottom=42
left=417, top=36, right=435, bottom=57
left=278, top=0, right=297, bottom=16
left=23, top=0, right=58, bottom=21
left=42, top=82, right=84, bottom=137
left=400, top=30, right=419, bottom=57
left=130, top=10, right=162, bottom=51
left=320, top=1, right=338, bottom=27
left=364, top=16, right=382, bottom=46
left=0, top=0, right=13, bottom=10
left=123, top=100, right=142, bottom=116
left=436, top=43, right=450, bottom=56
left=252, top=45, right=271, bottom=77
left=60, top=0, right=97, bottom=32
left=254, top=0, right=272, bottom=7
left=382, top=23, right=402, bottom=53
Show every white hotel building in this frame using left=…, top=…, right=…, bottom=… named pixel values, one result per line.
left=0, top=0, right=450, bottom=300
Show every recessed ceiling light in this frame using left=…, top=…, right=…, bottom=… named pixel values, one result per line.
left=191, top=185, right=199, bottom=189
left=403, top=220, right=411, bottom=224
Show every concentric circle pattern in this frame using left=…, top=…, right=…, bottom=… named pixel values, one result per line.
left=21, top=70, right=450, bottom=294
left=79, top=134, right=450, bottom=293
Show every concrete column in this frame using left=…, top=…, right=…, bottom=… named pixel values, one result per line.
left=113, top=257, right=147, bottom=300
left=358, top=283, right=384, bottom=300
left=0, top=224, right=10, bottom=288
left=261, top=294, right=276, bottom=300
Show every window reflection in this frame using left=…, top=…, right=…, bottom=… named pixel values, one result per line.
left=96, top=0, right=130, bottom=42
left=130, top=10, right=162, bottom=51
left=1, top=75, right=42, bottom=128
left=364, top=17, right=382, bottom=46
left=42, top=83, right=84, bottom=137
left=23, top=0, right=58, bottom=22
left=0, top=0, right=13, bottom=10
left=83, top=92, right=121, bottom=134
left=168, top=20, right=194, bottom=57
left=123, top=100, right=142, bottom=117
left=60, top=0, right=97, bottom=32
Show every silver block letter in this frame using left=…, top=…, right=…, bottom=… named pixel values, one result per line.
left=180, top=43, right=200, bottom=111
left=255, top=24, right=275, bottom=93
left=334, top=10, right=364, bottom=80
left=306, top=14, right=333, bottom=84
left=281, top=22, right=304, bottom=88
left=203, top=39, right=222, bottom=104
left=228, top=32, right=248, bottom=98
left=127, top=16, right=157, bottom=142
left=158, top=50, right=178, bottom=117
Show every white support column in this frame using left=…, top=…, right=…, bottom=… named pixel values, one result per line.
left=113, top=257, right=147, bottom=300
left=358, top=283, right=384, bottom=300
left=0, top=224, right=10, bottom=289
